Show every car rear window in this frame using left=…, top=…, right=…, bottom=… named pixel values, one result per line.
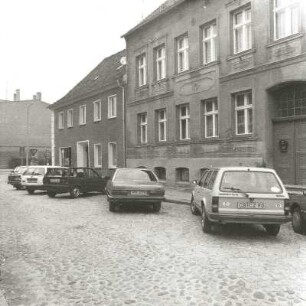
left=46, top=168, right=67, bottom=177
left=220, top=171, right=283, bottom=194
left=24, top=167, right=45, bottom=176
left=115, top=169, right=157, bottom=182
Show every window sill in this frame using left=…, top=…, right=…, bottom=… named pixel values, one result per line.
left=137, top=84, right=149, bottom=90
left=93, top=119, right=101, bottom=123
left=200, top=60, right=220, bottom=68
left=67, top=126, right=73, bottom=129
left=107, top=116, right=117, bottom=120
left=227, top=48, right=256, bottom=61
left=151, top=78, right=169, bottom=86
left=229, top=134, right=258, bottom=142
left=266, top=33, right=304, bottom=48
left=79, top=123, right=86, bottom=126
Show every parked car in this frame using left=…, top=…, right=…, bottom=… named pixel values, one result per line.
left=105, top=168, right=165, bottom=212
left=43, top=167, right=108, bottom=198
left=190, top=167, right=291, bottom=236
left=287, top=189, right=306, bottom=235
left=21, top=165, right=63, bottom=194
left=7, top=166, right=28, bottom=190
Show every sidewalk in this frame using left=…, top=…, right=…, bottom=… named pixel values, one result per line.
left=164, top=186, right=191, bottom=205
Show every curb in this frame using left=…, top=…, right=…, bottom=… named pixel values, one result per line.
left=164, top=198, right=189, bottom=205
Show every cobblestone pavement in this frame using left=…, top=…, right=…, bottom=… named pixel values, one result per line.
left=0, top=173, right=306, bottom=306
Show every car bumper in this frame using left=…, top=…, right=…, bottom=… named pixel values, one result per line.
left=108, top=195, right=164, bottom=204
left=23, top=184, right=46, bottom=190
left=208, top=213, right=292, bottom=224
left=44, top=185, right=71, bottom=194
left=8, top=181, right=22, bottom=187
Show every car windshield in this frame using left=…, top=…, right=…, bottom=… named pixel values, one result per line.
left=220, top=171, right=283, bottom=194
left=17, top=167, right=27, bottom=174
left=24, top=167, right=45, bottom=176
left=114, top=169, right=157, bottom=182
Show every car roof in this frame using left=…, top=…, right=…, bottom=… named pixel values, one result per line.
left=208, top=166, right=276, bottom=172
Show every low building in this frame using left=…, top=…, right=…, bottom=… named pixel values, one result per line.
left=0, top=90, right=51, bottom=168
left=123, top=0, right=306, bottom=186
left=49, top=50, right=126, bottom=176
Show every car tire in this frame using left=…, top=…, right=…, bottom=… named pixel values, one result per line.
left=153, top=202, right=161, bottom=212
left=292, top=208, right=305, bottom=234
left=47, top=192, right=56, bottom=198
left=27, top=188, right=35, bottom=195
left=264, top=224, right=280, bottom=236
left=190, top=196, right=199, bottom=215
left=70, top=187, right=81, bottom=199
left=201, top=206, right=212, bottom=234
left=15, top=185, right=22, bottom=190
left=109, top=201, right=116, bottom=212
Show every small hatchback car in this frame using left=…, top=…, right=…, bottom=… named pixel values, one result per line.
left=7, top=166, right=28, bottom=190
left=105, top=168, right=165, bottom=212
left=43, top=167, right=108, bottom=198
left=191, top=167, right=291, bottom=236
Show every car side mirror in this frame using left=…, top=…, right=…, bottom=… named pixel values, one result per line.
left=192, top=180, right=198, bottom=185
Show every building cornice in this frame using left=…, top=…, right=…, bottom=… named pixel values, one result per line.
left=127, top=90, right=174, bottom=107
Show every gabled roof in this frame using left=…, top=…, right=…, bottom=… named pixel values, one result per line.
left=50, top=49, right=126, bottom=109
left=123, top=0, right=185, bottom=38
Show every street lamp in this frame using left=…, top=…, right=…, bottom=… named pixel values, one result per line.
left=26, top=102, right=34, bottom=166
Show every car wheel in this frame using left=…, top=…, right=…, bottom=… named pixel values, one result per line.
left=190, top=196, right=199, bottom=215
left=109, top=201, right=116, bottom=212
left=153, top=202, right=161, bottom=212
left=15, top=185, right=21, bottom=190
left=264, top=224, right=280, bottom=236
left=27, top=188, right=35, bottom=195
left=292, top=208, right=305, bottom=234
left=201, top=206, right=212, bottom=234
left=70, top=187, right=81, bottom=199
left=47, top=192, right=56, bottom=198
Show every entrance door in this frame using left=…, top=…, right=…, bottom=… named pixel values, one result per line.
left=273, top=120, right=306, bottom=185
left=77, top=141, right=89, bottom=167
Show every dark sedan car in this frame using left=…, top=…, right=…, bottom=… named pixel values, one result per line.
left=7, top=166, right=28, bottom=190
left=43, top=167, right=108, bottom=198
left=105, top=168, right=165, bottom=212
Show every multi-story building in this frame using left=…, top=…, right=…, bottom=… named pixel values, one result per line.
left=49, top=50, right=126, bottom=176
left=0, top=90, right=51, bottom=168
left=123, top=0, right=306, bottom=186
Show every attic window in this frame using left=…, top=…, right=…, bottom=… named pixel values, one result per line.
left=94, top=75, right=100, bottom=81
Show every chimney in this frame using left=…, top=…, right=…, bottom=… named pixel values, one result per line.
left=14, top=89, right=20, bottom=101
left=36, top=92, right=41, bottom=101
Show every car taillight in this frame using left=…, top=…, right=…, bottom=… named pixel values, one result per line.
left=284, top=199, right=290, bottom=215
left=212, top=197, right=219, bottom=213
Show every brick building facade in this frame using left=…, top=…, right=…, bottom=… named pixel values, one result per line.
left=0, top=90, right=51, bottom=168
left=49, top=50, right=126, bottom=176
left=123, top=0, right=306, bottom=186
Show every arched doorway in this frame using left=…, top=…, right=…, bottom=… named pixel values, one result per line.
left=270, top=82, right=306, bottom=185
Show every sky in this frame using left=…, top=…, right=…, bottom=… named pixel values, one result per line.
left=0, top=0, right=166, bottom=104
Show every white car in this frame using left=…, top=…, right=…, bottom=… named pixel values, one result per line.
left=21, top=165, right=63, bottom=194
left=191, top=167, right=291, bottom=236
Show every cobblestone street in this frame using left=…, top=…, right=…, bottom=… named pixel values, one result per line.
left=0, top=173, right=306, bottom=306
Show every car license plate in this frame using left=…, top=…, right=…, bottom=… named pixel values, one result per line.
left=131, top=190, right=147, bottom=196
left=50, top=178, right=60, bottom=183
left=237, top=202, right=265, bottom=209
left=27, top=178, right=37, bottom=183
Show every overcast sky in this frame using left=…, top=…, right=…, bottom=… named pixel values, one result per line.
left=0, top=0, right=165, bottom=103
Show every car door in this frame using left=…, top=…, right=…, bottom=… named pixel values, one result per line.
left=86, top=169, right=105, bottom=192
left=194, top=170, right=212, bottom=210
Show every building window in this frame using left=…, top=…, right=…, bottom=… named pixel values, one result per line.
left=154, top=167, right=166, bottom=181
left=108, top=95, right=117, bottom=118
left=138, top=113, right=148, bottom=144
left=60, top=147, right=72, bottom=167
left=202, top=22, right=217, bottom=64
left=234, top=91, right=253, bottom=135
left=58, top=112, right=64, bottom=129
left=157, top=109, right=167, bottom=142
left=155, top=45, right=166, bottom=81
left=108, top=142, right=117, bottom=168
left=67, top=109, right=73, bottom=128
left=176, top=35, right=189, bottom=73
left=233, top=6, right=252, bottom=54
left=137, top=54, right=147, bottom=87
left=93, top=100, right=101, bottom=122
left=178, top=105, right=190, bottom=140
left=79, top=105, right=86, bottom=125
left=176, top=167, right=189, bottom=182
left=94, top=144, right=102, bottom=168
left=274, top=0, right=300, bottom=40
left=204, top=98, right=218, bottom=138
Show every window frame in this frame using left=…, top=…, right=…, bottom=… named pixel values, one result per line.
left=155, top=45, right=166, bottom=81
left=137, top=53, right=147, bottom=87
left=157, top=109, right=167, bottom=142
left=138, top=112, right=148, bottom=144
left=79, top=105, right=87, bottom=125
left=176, top=34, right=189, bottom=73
left=67, top=108, right=73, bottom=128
left=232, top=5, right=252, bottom=54
left=108, top=95, right=117, bottom=119
left=178, top=104, right=190, bottom=140
left=108, top=142, right=117, bottom=168
left=93, top=99, right=102, bottom=122
left=203, top=98, right=219, bottom=138
left=94, top=143, right=102, bottom=168
left=58, top=111, right=64, bottom=129
left=176, top=167, right=190, bottom=183
left=234, top=91, right=253, bottom=135
left=202, top=21, right=217, bottom=64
